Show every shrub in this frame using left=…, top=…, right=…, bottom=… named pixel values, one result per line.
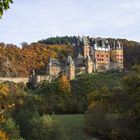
left=28, top=115, right=64, bottom=140
left=1, top=118, right=24, bottom=140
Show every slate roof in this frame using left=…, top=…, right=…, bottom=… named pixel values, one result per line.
left=86, top=55, right=92, bottom=62
left=49, top=58, right=61, bottom=66
left=66, top=56, right=74, bottom=66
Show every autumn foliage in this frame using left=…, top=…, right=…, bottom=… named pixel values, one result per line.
left=58, top=75, right=71, bottom=94
left=0, top=130, right=8, bottom=140
left=0, top=43, right=73, bottom=77
left=0, top=82, right=25, bottom=122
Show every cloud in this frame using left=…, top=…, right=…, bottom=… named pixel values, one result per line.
left=0, top=0, right=140, bottom=46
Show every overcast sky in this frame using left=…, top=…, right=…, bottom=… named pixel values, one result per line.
left=0, top=0, right=140, bottom=46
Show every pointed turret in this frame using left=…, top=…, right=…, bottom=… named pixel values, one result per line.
left=87, top=55, right=92, bottom=62
left=82, top=36, right=90, bottom=58
left=65, top=56, right=75, bottom=80
left=83, top=36, right=89, bottom=46
left=117, top=41, right=122, bottom=49
left=102, top=40, right=105, bottom=48
left=93, top=39, right=97, bottom=50
left=113, top=42, right=116, bottom=49
left=77, top=36, right=81, bottom=47
left=67, top=56, right=74, bottom=66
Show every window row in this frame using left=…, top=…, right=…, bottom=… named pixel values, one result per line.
left=97, top=58, right=109, bottom=62
left=97, top=55, right=109, bottom=57
left=116, top=55, right=123, bottom=57
left=117, top=58, right=123, bottom=61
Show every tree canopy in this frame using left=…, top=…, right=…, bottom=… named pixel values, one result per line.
left=0, top=0, right=13, bottom=17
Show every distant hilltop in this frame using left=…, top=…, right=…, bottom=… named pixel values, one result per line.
left=39, top=36, right=140, bottom=46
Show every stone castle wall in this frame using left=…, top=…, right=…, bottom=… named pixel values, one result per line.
left=36, top=75, right=51, bottom=83
left=0, top=77, right=29, bottom=84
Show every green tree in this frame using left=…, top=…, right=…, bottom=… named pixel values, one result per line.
left=87, top=86, right=111, bottom=111
left=85, top=66, right=140, bottom=140
left=1, top=118, right=24, bottom=140
left=116, top=65, right=140, bottom=140
left=15, top=110, right=39, bottom=139
left=0, top=0, right=13, bottom=17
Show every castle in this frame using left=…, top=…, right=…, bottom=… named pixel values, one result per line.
left=29, top=37, right=124, bottom=84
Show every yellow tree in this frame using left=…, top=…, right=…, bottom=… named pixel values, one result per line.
left=0, top=130, right=9, bottom=140
left=0, top=83, right=15, bottom=122
left=58, top=75, right=71, bottom=94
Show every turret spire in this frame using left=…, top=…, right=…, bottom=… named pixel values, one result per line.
left=67, top=56, right=74, bottom=66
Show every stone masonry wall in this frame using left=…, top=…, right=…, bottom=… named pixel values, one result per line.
left=0, top=77, right=29, bottom=84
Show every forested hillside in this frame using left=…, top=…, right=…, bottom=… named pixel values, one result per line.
left=0, top=36, right=140, bottom=77
left=0, top=43, right=73, bottom=77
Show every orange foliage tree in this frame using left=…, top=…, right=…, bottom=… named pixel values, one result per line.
left=0, top=82, right=24, bottom=122
left=58, top=75, right=71, bottom=94
left=0, top=43, right=72, bottom=77
left=0, top=130, right=8, bottom=140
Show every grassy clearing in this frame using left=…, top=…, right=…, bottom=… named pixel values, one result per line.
left=53, top=114, right=96, bottom=140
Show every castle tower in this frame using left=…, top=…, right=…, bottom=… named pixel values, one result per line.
left=73, top=36, right=82, bottom=58
left=65, top=56, right=75, bottom=80
left=82, top=36, right=90, bottom=58
left=110, top=41, right=124, bottom=69
left=47, top=57, right=61, bottom=76
left=86, top=55, right=93, bottom=74
left=93, top=39, right=110, bottom=71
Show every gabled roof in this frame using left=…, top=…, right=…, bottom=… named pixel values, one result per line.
left=86, top=55, right=92, bottom=62
left=49, top=58, right=61, bottom=66
left=83, top=36, right=90, bottom=46
left=66, top=56, right=74, bottom=66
